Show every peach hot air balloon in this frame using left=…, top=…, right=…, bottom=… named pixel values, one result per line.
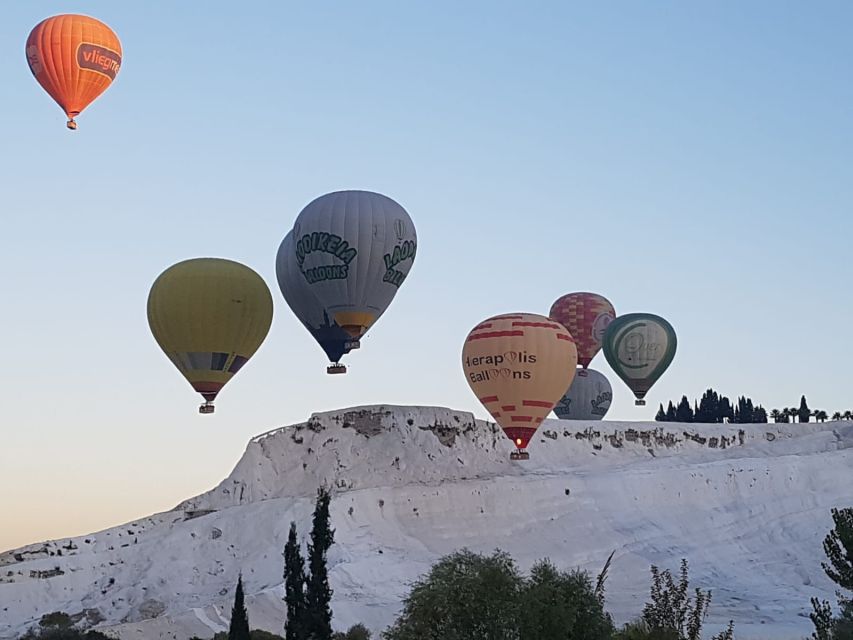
left=462, top=313, right=578, bottom=460
left=26, top=14, right=122, bottom=130
left=549, top=292, right=615, bottom=369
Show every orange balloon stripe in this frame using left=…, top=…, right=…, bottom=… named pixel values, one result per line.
left=512, top=321, right=563, bottom=330
left=466, top=330, right=524, bottom=341
left=522, top=400, right=553, bottom=408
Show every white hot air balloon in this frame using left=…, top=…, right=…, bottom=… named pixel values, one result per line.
left=553, top=368, right=613, bottom=421
left=276, top=231, right=356, bottom=367
left=279, top=190, right=417, bottom=373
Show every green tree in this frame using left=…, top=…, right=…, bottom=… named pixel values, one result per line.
left=822, top=508, right=853, bottom=592
left=38, top=613, right=73, bottom=631
left=656, top=404, right=667, bottom=422
left=816, top=411, right=829, bottom=423
left=696, top=389, right=721, bottom=423
left=666, top=401, right=677, bottom=422
left=519, top=559, right=613, bottom=640
left=305, top=487, right=335, bottom=640
left=735, top=396, right=754, bottom=424
left=19, top=622, right=111, bottom=640
left=799, top=396, right=812, bottom=424
left=229, top=574, right=251, bottom=640
left=639, top=559, right=733, bottom=640
left=382, top=549, right=522, bottom=640
left=284, top=522, right=308, bottom=640
left=833, top=412, right=843, bottom=421
left=753, top=405, right=768, bottom=423
left=719, top=396, right=734, bottom=423
left=332, top=624, right=371, bottom=640
left=252, top=632, right=287, bottom=640
left=810, top=508, right=853, bottom=640
left=770, top=409, right=781, bottom=423
left=675, top=396, right=694, bottom=423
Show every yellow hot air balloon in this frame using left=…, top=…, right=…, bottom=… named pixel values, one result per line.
left=462, top=313, right=578, bottom=460
left=147, top=258, right=273, bottom=414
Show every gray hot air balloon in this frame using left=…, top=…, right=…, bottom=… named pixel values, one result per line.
left=279, top=190, right=417, bottom=373
left=276, top=230, right=356, bottom=370
left=553, top=368, right=613, bottom=421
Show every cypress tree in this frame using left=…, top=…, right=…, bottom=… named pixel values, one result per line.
left=228, top=574, right=251, bottom=640
left=696, top=390, right=711, bottom=423
left=799, top=395, right=811, bottom=424
left=284, top=522, right=307, bottom=640
left=305, top=487, right=335, bottom=640
left=718, top=393, right=733, bottom=423
left=665, top=401, right=677, bottom=422
left=735, top=396, right=754, bottom=424
left=675, top=396, right=694, bottom=423
left=655, top=404, right=667, bottom=422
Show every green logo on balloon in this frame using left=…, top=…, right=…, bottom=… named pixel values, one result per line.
left=603, top=313, right=676, bottom=405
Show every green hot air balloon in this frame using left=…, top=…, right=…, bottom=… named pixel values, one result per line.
left=603, top=313, right=676, bottom=406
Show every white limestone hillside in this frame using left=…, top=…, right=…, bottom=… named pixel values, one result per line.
left=1, top=406, right=851, bottom=640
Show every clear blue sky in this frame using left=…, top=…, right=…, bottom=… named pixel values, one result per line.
left=2, top=1, right=851, bottom=551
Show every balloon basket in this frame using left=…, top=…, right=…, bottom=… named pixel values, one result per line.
left=199, top=402, right=215, bottom=414
left=635, top=399, right=646, bottom=406
left=510, top=450, right=530, bottom=461
left=66, top=119, right=77, bottom=131
left=327, top=364, right=347, bottom=375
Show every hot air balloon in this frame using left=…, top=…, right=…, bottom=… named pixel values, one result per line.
left=554, top=368, right=612, bottom=421
left=462, top=313, right=578, bottom=460
left=549, top=292, right=615, bottom=368
left=603, top=313, right=676, bottom=406
left=280, top=190, right=417, bottom=374
left=26, top=14, right=122, bottom=130
left=147, top=258, right=273, bottom=414
left=276, top=230, right=355, bottom=366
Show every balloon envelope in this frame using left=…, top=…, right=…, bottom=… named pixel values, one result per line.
left=554, top=368, right=612, bottom=421
left=462, top=313, right=578, bottom=453
left=549, top=292, right=615, bottom=368
left=602, top=313, right=676, bottom=405
left=147, top=258, right=273, bottom=409
left=276, top=230, right=354, bottom=363
left=26, top=14, right=122, bottom=129
left=281, top=190, right=417, bottom=365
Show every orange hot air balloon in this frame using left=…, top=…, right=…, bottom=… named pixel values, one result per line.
left=462, top=313, right=578, bottom=460
left=26, top=14, right=122, bottom=130
left=549, top=292, right=615, bottom=369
